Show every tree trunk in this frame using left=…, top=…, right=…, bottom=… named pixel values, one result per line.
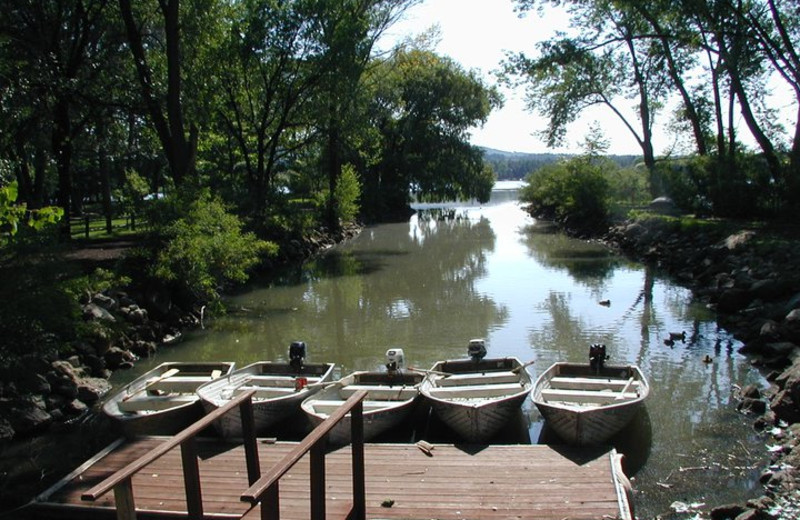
left=119, top=0, right=195, bottom=186
left=53, top=100, right=73, bottom=240
left=635, top=5, right=708, bottom=155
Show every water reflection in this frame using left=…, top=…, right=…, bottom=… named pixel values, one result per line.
left=138, top=181, right=767, bottom=518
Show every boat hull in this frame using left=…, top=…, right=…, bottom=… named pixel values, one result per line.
left=197, top=361, right=336, bottom=438
left=421, top=357, right=533, bottom=443
left=532, top=362, right=650, bottom=446
left=301, top=371, right=423, bottom=445
left=103, top=361, right=235, bottom=438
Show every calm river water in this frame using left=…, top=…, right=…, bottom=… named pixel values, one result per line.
left=115, top=181, right=768, bottom=518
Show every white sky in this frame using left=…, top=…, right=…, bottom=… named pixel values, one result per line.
left=381, top=0, right=648, bottom=155
left=382, top=0, right=797, bottom=156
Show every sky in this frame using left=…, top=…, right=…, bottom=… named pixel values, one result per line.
left=381, top=0, right=648, bottom=156
left=381, top=0, right=797, bottom=157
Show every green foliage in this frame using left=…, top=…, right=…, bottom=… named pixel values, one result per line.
left=521, top=155, right=611, bottom=233
left=657, top=155, right=778, bottom=217
left=113, top=170, right=151, bottom=214
left=150, top=191, right=277, bottom=302
left=0, top=263, right=114, bottom=365
left=1, top=182, right=63, bottom=239
left=333, top=163, right=362, bottom=224
left=363, top=47, right=501, bottom=218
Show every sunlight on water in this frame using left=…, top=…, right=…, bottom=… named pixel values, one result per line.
left=138, top=181, right=768, bottom=518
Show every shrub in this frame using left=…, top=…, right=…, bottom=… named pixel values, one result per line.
left=314, top=163, right=362, bottom=226
left=150, top=191, right=277, bottom=303
left=521, top=155, right=611, bottom=233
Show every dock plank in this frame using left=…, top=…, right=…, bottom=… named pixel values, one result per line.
left=27, top=437, right=630, bottom=520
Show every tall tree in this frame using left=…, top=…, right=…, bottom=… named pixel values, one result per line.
left=365, top=47, right=501, bottom=219
left=210, top=0, right=328, bottom=214
left=311, top=0, right=418, bottom=230
left=506, top=0, right=668, bottom=193
left=118, top=0, right=199, bottom=186
left=0, top=0, right=112, bottom=238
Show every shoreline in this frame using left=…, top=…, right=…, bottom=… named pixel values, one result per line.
left=604, top=215, right=800, bottom=518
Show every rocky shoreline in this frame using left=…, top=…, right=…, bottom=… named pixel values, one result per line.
left=605, top=216, right=800, bottom=519
left=3, top=214, right=800, bottom=517
left=0, top=224, right=360, bottom=444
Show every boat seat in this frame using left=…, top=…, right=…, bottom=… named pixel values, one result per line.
left=233, top=386, right=297, bottom=399
left=149, top=376, right=214, bottom=393
left=427, top=382, right=525, bottom=399
left=310, top=400, right=405, bottom=415
left=339, top=385, right=419, bottom=400
left=118, top=394, right=197, bottom=412
left=540, top=388, right=639, bottom=404
left=435, top=371, right=520, bottom=387
left=548, top=376, right=640, bottom=392
left=243, top=375, right=324, bottom=387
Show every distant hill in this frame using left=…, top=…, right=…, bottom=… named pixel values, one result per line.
left=479, top=147, right=642, bottom=181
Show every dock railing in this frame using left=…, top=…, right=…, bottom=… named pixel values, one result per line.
left=240, top=389, right=367, bottom=520
left=81, top=389, right=262, bottom=519
left=81, top=388, right=368, bottom=520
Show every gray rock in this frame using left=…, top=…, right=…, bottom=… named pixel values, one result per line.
left=648, top=197, right=679, bottom=215
left=0, top=418, right=14, bottom=441
left=77, top=377, right=112, bottom=403
left=710, top=504, right=747, bottom=520
left=1, top=399, right=53, bottom=436
left=771, top=389, right=800, bottom=424
left=738, top=397, right=767, bottom=415
left=718, top=288, right=753, bottom=313
left=103, top=346, right=136, bottom=370
left=128, top=307, right=148, bottom=325
left=82, top=302, right=116, bottom=322
left=752, top=279, right=792, bottom=301
left=760, top=320, right=781, bottom=340
left=64, top=398, right=88, bottom=416
left=92, top=292, right=118, bottom=311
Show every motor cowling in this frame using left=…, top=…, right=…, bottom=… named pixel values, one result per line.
left=468, top=339, right=487, bottom=361
left=289, top=341, right=307, bottom=372
left=589, top=343, right=608, bottom=371
left=385, top=348, right=405, bottom=372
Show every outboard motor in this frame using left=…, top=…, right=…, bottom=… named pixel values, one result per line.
left=385, top=348, right=405, bottom=373
left=589, top=343, right=608, bottom=372
left=289, top=341, right=307, bottom=372
left=468, top=339, right=487, bottom=362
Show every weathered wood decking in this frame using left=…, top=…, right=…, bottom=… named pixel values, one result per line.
left=25, top=437, right=631, bottom=520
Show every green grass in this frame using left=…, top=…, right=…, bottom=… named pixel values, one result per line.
left=70, top=215, right=148, bottom=239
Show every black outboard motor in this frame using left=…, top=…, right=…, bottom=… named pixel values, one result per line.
left=589, top=343, right=608, bottom=372
left=289, top=341, right=307, bottom=372
left=468, top=339, right=487, bottom=362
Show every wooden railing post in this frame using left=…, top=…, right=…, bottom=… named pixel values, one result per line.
left=351, top=401, right=366, bottom=520
left=260, top=484, right=280, bottom=520
left=112, top=479, right=136, bottom=520
left=309, top=442, right=326, bottom=520
left=240, top=397, right=261, bottom=485
left=82, top=390, right=258, bottom=519
left=242, top=390, right=369, bottom=520
left=180, top=438, right=203, bottom=519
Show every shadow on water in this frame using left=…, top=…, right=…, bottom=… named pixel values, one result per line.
left=534, top=407, right=653, bottom=475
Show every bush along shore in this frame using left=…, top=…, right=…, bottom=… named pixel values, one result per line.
left=0, top=224, right=360, bottom=451
left=605, top=214, right=800, bottom=519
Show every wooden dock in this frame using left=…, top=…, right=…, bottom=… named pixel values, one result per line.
left=24, top=437, right=632, bottom=519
